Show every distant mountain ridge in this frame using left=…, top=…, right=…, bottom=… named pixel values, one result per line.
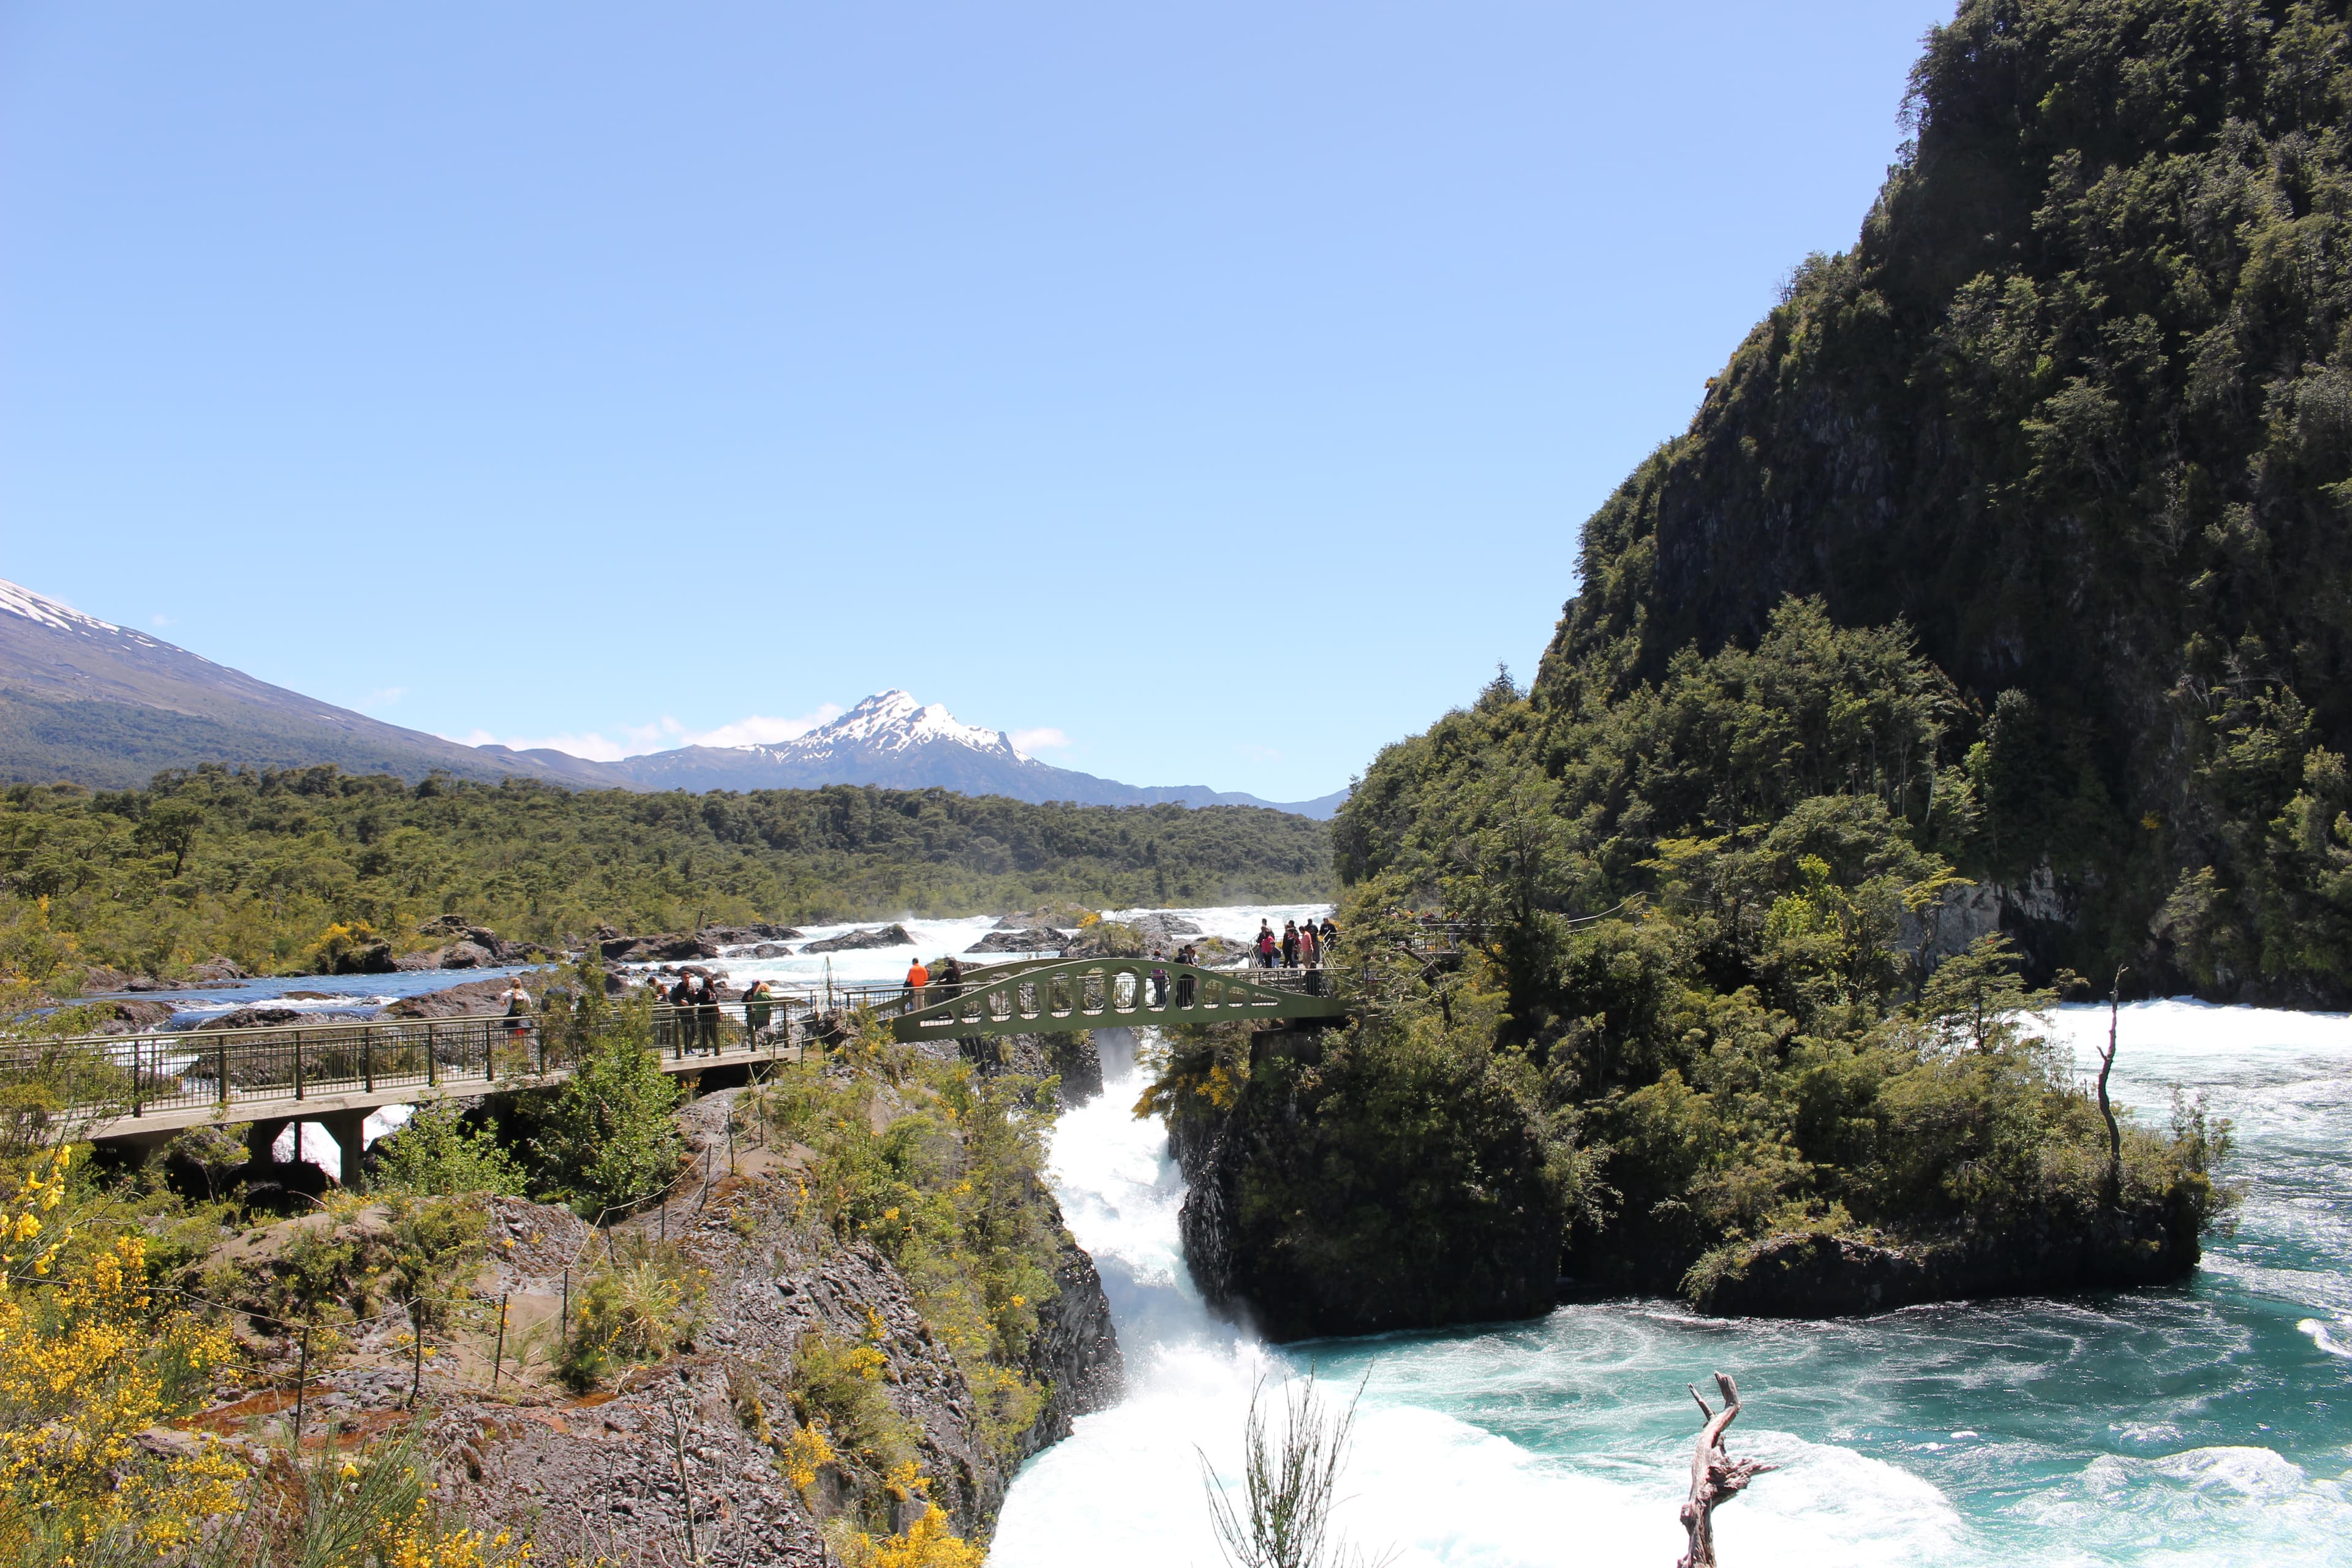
left=589, top=690, right=1347, bottom=815
left=0, top=580, right=1343, bottom=816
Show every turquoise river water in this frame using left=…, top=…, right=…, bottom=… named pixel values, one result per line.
left=990, top=1002, right=2352, bottom=1566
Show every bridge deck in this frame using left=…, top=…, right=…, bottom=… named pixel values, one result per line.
left=17, top=958, right=1352, bottom=1149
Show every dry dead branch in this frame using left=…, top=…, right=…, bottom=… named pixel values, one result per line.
left=1676, top=1372, right=1776, bottom=1568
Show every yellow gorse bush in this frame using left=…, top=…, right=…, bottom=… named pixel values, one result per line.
left=0, top=1147, right=244, bottom=1562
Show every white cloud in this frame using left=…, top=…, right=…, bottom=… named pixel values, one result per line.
left=683, top=707, right=844, bottom=750
left=1009, top=726, right=1071, bottom=752
left=447, top=704, right=845, bottom=763
left=149, top=614, right=170, bottom=628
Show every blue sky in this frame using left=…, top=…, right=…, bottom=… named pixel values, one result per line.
left=2, top=1, right=1953, bottom=802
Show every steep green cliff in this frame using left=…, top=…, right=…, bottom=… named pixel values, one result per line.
left=1174, top=0, right=2314, bottom=1335
left=1548, top=0, right=2352, bottom=997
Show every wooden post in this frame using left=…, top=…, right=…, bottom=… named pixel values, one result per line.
left=293, top=1326, right=310, bottom=1450
left=560, top=1267, right=570, bottom=1353
left=409, top=1301, right=424, bottom=1409
left=491, top=1292, right=509, bottom=1393
left=2099, top=965, right=2128, bottom=1208
left=1677, top=1373, right=1775, bottom=1568
left=293, top=1029, right=304, bottom=1099
left=672, top=1404, right=698, bottom=1566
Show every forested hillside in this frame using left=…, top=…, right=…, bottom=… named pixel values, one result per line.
left=1165, top=0, right=2313, bottom=1336
left=0, top=764, right=1332, bottom=982
left=1346, top=0, right=2352, bottom=1002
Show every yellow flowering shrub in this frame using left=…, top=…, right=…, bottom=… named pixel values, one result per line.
left=832, top=1509, right=984, bottom=1568
left=781, top=1421, right=837, bottom=1493
left=0, top=1147, right=244, bottom=1564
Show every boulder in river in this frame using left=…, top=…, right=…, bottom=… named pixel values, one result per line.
left=84, top=998, right=176, bottom=1035
left=993, top=903, right=1095, bottom=932
left=603, top=932, right=720, bottom=962
left=383, top=975, right=543, bottom=1020
left=965, top=927, right=1066, bottom=954
left=698, top=924, right=801, bottom=946
left=801, top=924, right=916, bottom=954
left=186, top=958, right=251, bottom=986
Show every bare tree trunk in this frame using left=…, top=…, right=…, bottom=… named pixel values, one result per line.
left=2098, top=966, right=2127, bottom=1208
left=1676, top=1373, right=1776, bottom=1568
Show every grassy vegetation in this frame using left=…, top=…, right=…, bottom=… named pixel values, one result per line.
left=0, top=764, right=1333, bottom=986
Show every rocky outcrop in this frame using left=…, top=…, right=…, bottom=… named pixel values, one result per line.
left=187, top=957, right=251, bottom=985
left=83, top=997, right=175, bottom=1034
left=1689, top=1209, right=2201, bottom=1317
left=381, top=974, right=542, bottom=1020
left=700, top=923, right=802, bottom=946
left=1017, top=1235, right=1125, bottom=1458
left=198, top=1088, right=1120, bottom=1561
left=953, top=1031, right=1103, bottom=1107
left=802, top=924, right=915, bottom=954
left=1166, top=1023, right=1561, bottom=1341
left=194, top=1007, right=305, bottom=1030
left=600, top=931, right=722, bottom=962
left=964, top=927, right=1066, bottom=954
left=993, top=904, right=1095, bottom=931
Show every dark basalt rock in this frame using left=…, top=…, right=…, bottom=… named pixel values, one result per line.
left=382, top=975, right=541, bottom=1020
left=946, top=1030, right=1103, bottom=1108
left=1167, top=1023, right=1560, bottom=1341
left=196, top=1006, right=370, bottom=1030
left=698, top=924, right=801, bottom=946
left=802, top=923, right=915, bottom=954
left=85, top=998, right=176, bottom=1034
left=603, top=932, right=720, bottom=962
left=964, top=927, right=1066, bottom=954
left=1689, top=1212, right=2201, bottom=1317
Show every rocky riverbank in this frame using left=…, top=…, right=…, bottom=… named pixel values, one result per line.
left=183, top=1072, right=1120, bottom=1561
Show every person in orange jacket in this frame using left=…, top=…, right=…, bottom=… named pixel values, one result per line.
left=905, top=957, right=932, bottom=1012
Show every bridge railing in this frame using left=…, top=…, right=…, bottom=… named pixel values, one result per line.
left=892, top=959, right=1353, bottom=1039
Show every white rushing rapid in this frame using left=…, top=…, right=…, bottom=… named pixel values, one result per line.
left=992, top=999, right=2352, bottom=1567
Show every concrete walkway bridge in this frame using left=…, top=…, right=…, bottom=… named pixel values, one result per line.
left=15, top=958, right=1352, bottom=1185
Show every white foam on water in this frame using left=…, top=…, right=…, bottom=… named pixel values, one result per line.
left=994, top=1023, right=1980, bottom=1567
left=997, top=999, right=2352, bottom=1567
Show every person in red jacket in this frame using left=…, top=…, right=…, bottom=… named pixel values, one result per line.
left=904, top=957, right=932, bottom=1012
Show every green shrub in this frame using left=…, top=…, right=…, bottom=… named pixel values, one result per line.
left=372, top=1101, right=525, bottom=1199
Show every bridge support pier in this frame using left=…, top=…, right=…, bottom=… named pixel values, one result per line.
left=246, top=1118, right=290, bottom=1170
left=317, top=1110, right=371, bottom=1194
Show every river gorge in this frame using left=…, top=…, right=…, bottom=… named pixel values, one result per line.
left=997, top=1000, right=2351, bottom=1567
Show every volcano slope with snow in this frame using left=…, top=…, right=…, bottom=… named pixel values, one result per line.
left=605, top=690, right=1347, bottom=815
left=0, top=576, right=1341, bottom=813
left=0, top=578, right=614, bottom=789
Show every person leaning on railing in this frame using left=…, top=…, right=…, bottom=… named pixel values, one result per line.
left=695, top=974, right=722, bottom=1054
left=744, top=978, right=775, bottom=1044
left=904, top=956, right=931, bottom=1014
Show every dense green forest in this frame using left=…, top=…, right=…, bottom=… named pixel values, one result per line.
left=0, top=764, right=1332, bottom=985
left=1178, top=0, right=2320, bottom=1332
left=1345, top=0, right=2352, bottom=1003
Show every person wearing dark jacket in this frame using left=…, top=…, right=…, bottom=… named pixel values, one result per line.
left=1280, top=921, right=1300, bottom=968
left=667, top=974, right=695, bottom=1054
left=695, top=974, right=723, bottom=1055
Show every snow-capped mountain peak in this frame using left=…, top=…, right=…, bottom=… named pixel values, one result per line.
left=2, top=578, right=122, bottom=636
left=747, top=691, right=1027, bottom=764
left=0, top=577, right=177, bottom=655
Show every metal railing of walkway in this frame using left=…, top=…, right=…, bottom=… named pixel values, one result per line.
left=889, top=957, right=1352, bottom=1041
left=7, top=959, right=1359, bottom=1144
